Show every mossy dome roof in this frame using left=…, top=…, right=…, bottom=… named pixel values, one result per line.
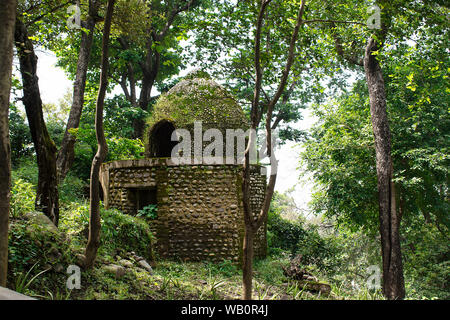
left=146, top=70, right=249, bottom=131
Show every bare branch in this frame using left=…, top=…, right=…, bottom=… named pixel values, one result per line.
left=157, top=0, right=197, bottom=40
left=302, top=19, right=365, bottom=26
left=330, top=23, right=364, bottom=67
left=265, top=0, right=306, bottom=156
left=251, top=0, right=272, bottom=129
left=25, top=1, right=72, bottom=26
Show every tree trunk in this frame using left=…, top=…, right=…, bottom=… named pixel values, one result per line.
left=84, top=0, right=115, bottom=269
left=15, top=19, right=59, bottom=226
left=117, top=37, right=138, bottom=107
left=0, top=0, right=17, bottom=287
left=242, top=227, right=254, bottom=300
left=364, top=37, right=405, bottom=300
left=241, top=0, right=305, bottom=300
left=134, top=40, right=160, bottom=139
left=131, top=0, right=199, bottom=139
left=57, top=6, right=99, bottom=182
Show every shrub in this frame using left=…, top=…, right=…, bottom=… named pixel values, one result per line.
left=60, top=203, right=154, bottom=261
left=9, top=104, right=33, bottom=164
left=137, top=204, right=158, bottom=220
left=10, top=178, right=35, bottom=218
left=100, top=207, right=154, bottom=260
left=11, top=159, right=38, bottom=186
left=267, top=212, right=306, bottom=254
left=267, top=212, right=340, bottom=272
left=402, top=217, right=450, bottom=299
left=71, top=95, right=147, bottom=180
left=58, top=201, right=90, bottom=239
left=8, top=212, right=75, bottom=296
left=58, top=173, right=86, bottom=204
left=296, top=225, right=341, bottom=273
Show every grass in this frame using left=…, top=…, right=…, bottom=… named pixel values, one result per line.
left=7, top=201, right=388, bottom=300
left=14, top=262, right=51, bottom=295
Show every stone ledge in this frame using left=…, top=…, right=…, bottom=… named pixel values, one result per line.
left=102, top=158, right=266, bottom=171
left=122, top=182, right=157, bottom=188
left=0, top=287, right=35, bottom=300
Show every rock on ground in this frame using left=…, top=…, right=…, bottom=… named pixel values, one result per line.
left=103, top=264, right=126, bottom=278
left=138, top=260, right=153, bottom=274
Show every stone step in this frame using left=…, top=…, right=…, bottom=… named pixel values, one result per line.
left=0, top=286, right=35, bottom=300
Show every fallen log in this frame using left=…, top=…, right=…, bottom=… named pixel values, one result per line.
left=296, top=280, right=331, bottom=296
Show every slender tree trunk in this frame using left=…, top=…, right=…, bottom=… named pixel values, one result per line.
left=84, top=0, right=115, bottom=269
left=242, top=164, right=278, bottom=300
left=133, top=39, right=160, bottom=139
left=364, top=37, right=405, bottom=300
left=0, top=0, right=17, bottom=287
left=57, top=5, right=100, bottom=182
left=242, top=228, right=254, bottom=299
left=117, top=37, right=138, bottom=107
left=128, top=64, right=137, bottom=107
left=15, top=19, right=59, bottom=226
left=241, top=0, right=305, bottom=300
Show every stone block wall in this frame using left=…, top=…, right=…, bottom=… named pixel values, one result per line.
left=100, top=159, right=267, bottom=264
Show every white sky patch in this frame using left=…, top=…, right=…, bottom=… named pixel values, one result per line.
left=270, top=108, right=317, bottom=216
left=34, top=50, right=72, bottom=105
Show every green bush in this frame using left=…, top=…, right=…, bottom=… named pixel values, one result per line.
left=11, top=159, right=38, bottom=186
left=402, top=217, right=450, bottom=299
left=60, top=203, right=154, bottom=260
left=9, top=104, right=33, bottom=165
left=8, top=212, right=75, bottom=296
left=137, top=204, right=158, bottom=220
left=58, top=174, right=86, bottom=204
left=107, top=137, right=145, bottom=161
left=267, top=212, right=306, bottom=254
left=101, top=207, right=154, bottom=260
left=58, top=202, right=90, bottom=239
left=267, top=212, right=340, bottom=272
left=71, top=95, right=147, bottom=180
left=10, top=178, right=35, bottom=218
left=296, top=225, right=341, bottom=273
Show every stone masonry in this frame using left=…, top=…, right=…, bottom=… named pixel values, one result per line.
left=100, top=159, right=267, bottom=264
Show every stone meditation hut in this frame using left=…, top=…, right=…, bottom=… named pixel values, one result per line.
left=100, top=71, right=267, bottom=264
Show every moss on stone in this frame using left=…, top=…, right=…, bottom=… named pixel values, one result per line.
left=182, top=69, right=212, bottom=80
left=145, top=71, right=249, bottom=137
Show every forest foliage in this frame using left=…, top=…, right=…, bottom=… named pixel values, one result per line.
left=0, top=0, right=448, bottom=300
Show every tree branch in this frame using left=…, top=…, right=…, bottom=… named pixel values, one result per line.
left=265, top=0, right=306, bottom=156
left=157, top=0, right=197, bottom=40
left=330, top=23, right=364, bottom=67
left=26, top=1, right=72, bottom=26
left=302, top=19, right=365, bottom=26
left=251, top=0, right=272, bottom=129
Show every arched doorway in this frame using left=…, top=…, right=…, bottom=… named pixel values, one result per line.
left=149, top=120, right=177, bottom=158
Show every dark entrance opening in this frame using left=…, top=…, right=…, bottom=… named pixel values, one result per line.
left=131, top=187, right=157, bottom=215
left=149, top=120, right=177, bottom=157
